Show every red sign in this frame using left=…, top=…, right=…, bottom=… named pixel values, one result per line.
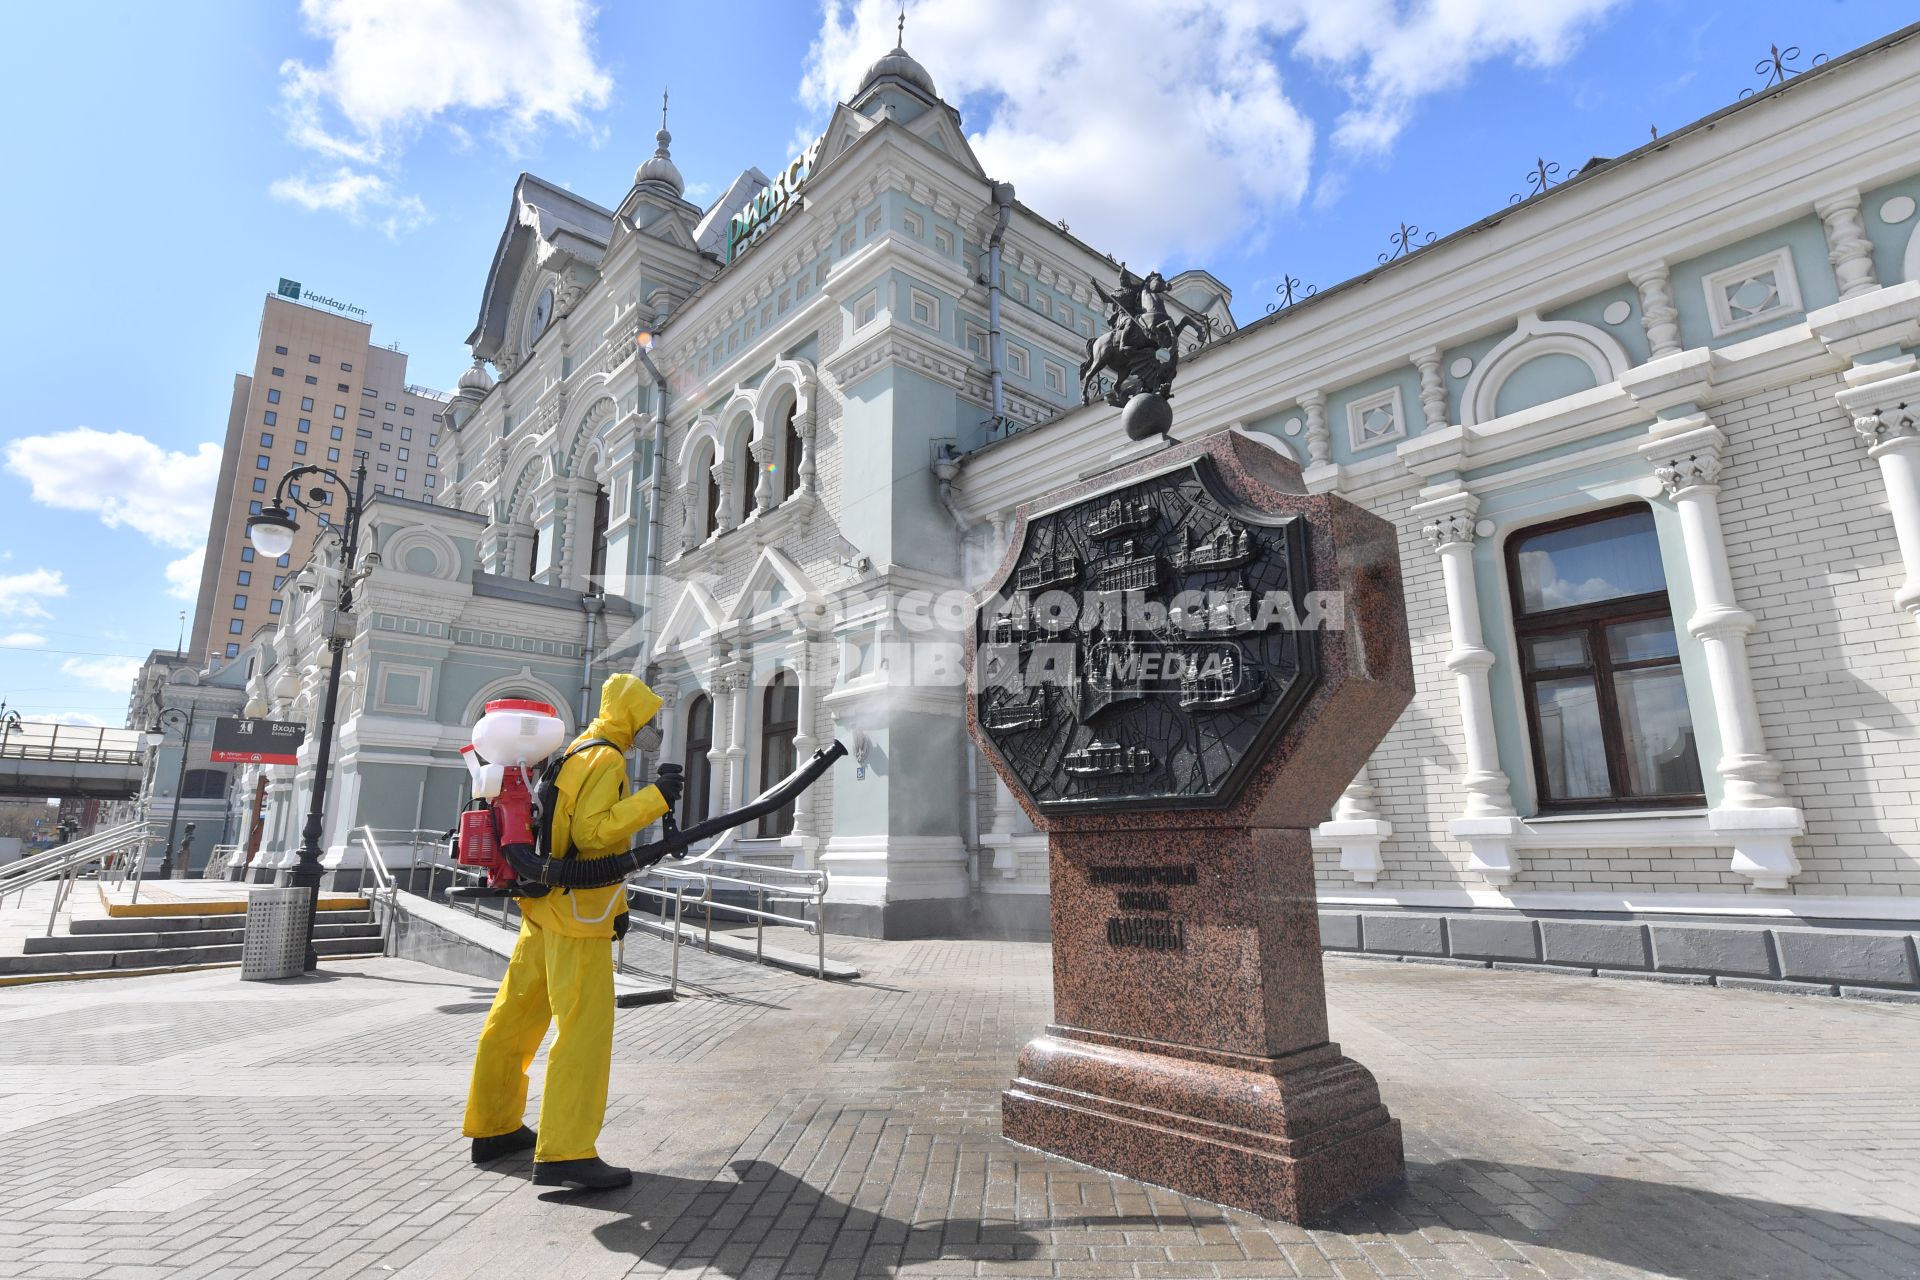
left=210, top=717, right=306, bottom=765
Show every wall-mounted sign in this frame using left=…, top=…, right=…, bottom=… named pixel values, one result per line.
left=277, top=278, right=367, bottom=319
left=211, top=717, right=306, bottom=765
left=726, top=137, right=823, bottom=263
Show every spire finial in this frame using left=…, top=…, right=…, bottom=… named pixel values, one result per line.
left=654, top=87, right=671, bottom=154
left=660, top=88, right=669, bottom=134
left=896, top=3, right=906, bottom=49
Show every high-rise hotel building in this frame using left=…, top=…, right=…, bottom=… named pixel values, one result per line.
left=189, top=292, right=451, bottom=662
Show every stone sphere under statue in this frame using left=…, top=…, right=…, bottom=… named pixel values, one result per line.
left=1121, top=393, right=1172, bottom=441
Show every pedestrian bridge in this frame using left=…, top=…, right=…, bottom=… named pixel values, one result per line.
left=0, top=721, right=146, bottom=799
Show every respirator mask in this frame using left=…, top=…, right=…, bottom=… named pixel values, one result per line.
left=634, top=722, right=663, bottom=755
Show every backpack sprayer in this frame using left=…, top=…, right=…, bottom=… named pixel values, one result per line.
left=452, top=697, right=844, bottom=898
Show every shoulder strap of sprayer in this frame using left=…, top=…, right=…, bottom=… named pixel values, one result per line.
left=534, top=737, right=617, bottom=862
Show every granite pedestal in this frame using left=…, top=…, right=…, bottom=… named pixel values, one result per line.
left=971, top=430, right=1414, bottom=1222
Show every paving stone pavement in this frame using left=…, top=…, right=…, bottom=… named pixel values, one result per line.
left=0, top=934, right=1916, bottom=1279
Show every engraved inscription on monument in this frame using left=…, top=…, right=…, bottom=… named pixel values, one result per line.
left=1092, top=863, right=1196, bottom=950
left=976, top=459, right=1321, bottom=813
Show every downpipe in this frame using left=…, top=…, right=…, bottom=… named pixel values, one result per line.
left=985, top=181, right=1015, bottom=435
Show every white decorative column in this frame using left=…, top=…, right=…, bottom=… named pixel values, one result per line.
left=1639, top=416, right=1803, bottom=889
left=1835, top=357, right=1920, bottom=624
left=1816, top=189, right=1879, bottom=302
left=794, top=407, right=819, bottom=497
left=723, top=664, right=751, bottom=812
left=749, top=437, right=776, bottom=517
left=1412, top=347, right=1448, bottom=434
left=1301, top=390, right=1330, bottom=466
left=1410, top=488, right=1524, bottom=886
left=1629, top=263, right=1683, bottom=359
left=711, top=461, right=738, bottom=535
left=1315, top=761, right=1393, bottom=885
left=786, top=643, right=823, bottom=859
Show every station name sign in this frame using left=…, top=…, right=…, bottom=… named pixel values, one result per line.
left=277, top=277, right=367, bottom=319
left=211, top=717, right=306, bottom=766
left=726, top=137, right=823, bottom=263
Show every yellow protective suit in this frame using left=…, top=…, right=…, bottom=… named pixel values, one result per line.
left=463, top=673, right=670, bottom=1163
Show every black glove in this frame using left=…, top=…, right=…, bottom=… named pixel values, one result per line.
left=612, top=910, right=631, bottom=941
left=652, top=771, right=684, bottom=808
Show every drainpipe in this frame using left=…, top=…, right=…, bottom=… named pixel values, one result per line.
left=635, top=343, right=671, bottom=673
left=986, top=182, right=1015, bottom=435
left=929, top=441, right=981, bottom=894
left=579, top=590, right=605, bottom=722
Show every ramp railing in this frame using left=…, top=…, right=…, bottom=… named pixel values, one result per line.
left=0, top=819, right=158, bottom=934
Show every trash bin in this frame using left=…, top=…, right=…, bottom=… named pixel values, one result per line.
left=241, top=886, right=310, bottom=981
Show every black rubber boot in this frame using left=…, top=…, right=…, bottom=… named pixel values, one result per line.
left=532, top=1157, right=633, bottom=1190
left=470, top=1126, right=536, bottom=1163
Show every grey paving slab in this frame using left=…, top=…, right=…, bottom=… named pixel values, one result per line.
left=0, top=940, right=1914, bottom=1279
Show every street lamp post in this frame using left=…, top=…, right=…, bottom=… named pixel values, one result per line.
left=246, top=460, right=373, bottom=971
left=151, top=705, right=197, bottom=878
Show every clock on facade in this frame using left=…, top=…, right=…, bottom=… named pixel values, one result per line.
left=527, top=285, right=554, bottom=346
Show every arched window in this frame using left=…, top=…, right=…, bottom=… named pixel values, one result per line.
left=526, top=527, right=541, bottom=581
left=1506, top=505, right=1703, bottom=810
left=757, top=672, right=799, bottom=837
left=703, top=465, right=721, bottom=539
left=588, top=484, right=610, bottom=583
left=781, top=403, right=803, bottom=502
left=182, top=769, right=228, bottom=800
left=683, top=693, right=713, bottom=825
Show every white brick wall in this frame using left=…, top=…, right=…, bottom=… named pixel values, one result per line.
left=1312, top=368, right=1920, bottom=899
left=1716, top=371, right=1920, bottom=896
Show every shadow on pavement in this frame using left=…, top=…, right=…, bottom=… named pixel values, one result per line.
left=587, top=1158, right=1039, bottom=1275
left=1367, top=1157, right=1920, bottom=1280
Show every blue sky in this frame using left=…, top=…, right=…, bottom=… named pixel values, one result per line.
left=0, top=0, right=1911, bottom=725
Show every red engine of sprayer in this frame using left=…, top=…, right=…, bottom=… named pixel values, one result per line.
left=455, top=699, right=565, bottom=889
left=456, top=765, right=539, bottom=887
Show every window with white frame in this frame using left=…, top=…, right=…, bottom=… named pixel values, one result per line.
left=839, top=228, right=855, bottom=254
left=864, top=208, right=882, bottom=236
left=909, top=288, right=939, bottom=330
left=1009, top=279, right=1027, bottom=303
left=855, top=291, right=879, bottom=328
left=1056, top=303, right=1072, bottom=326
left=1006, top=343, right=1029, bottom=377
left=1043, top=361, right=1065, bottom=393
left=964, top=324, right=987, bottom=359
left=1346, top=387, right=1406, bottom=451
left=1702, top=246, right=1802, bottom=336
left=934, top=227, right=953, bottom=256
left=903, top=210, right=923, bottom=238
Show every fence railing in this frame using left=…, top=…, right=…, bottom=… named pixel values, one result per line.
left=0, top=819, right=158, bottom=934
left=0, top=722, right=148, bottom=766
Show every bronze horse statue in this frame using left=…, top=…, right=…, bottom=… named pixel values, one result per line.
left=1080, top=269, right=1212, bottom=408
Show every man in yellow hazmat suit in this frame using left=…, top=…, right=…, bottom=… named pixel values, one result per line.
left=463, top=672, right=682, bottom=1190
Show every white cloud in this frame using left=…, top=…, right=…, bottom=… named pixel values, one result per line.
left=0, top=569, right=67, bottom=620
left=801, top=0, right=1619, bottom=263
left=4, top=429, right=220, bottom=550
left=273, top=0, right=613, bottom=229
left=164, top=550, right=204, bottom=603
left=59, top=656, right=141, bottom=695
left=0, top=632, right=47, bottom=647
left=1289, top=0, right=1623, bottom=154
left=268, top=168, right=428, bottom=237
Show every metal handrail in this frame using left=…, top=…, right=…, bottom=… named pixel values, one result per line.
left=0, top=820, right=157, bottom=935
left=205, top=843, right=243, bottom=877
left=349, top=826, right=401, bottom=956
left=630, top=845, right=832, bottom=980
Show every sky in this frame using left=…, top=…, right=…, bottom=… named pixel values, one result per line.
left=0, top=0, right=1912, bottom=726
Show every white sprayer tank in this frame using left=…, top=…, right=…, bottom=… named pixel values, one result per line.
left=471, top=698, right=565, bottom=766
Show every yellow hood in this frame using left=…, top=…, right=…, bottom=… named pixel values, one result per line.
left=581, top=673, right=662, bottom=752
